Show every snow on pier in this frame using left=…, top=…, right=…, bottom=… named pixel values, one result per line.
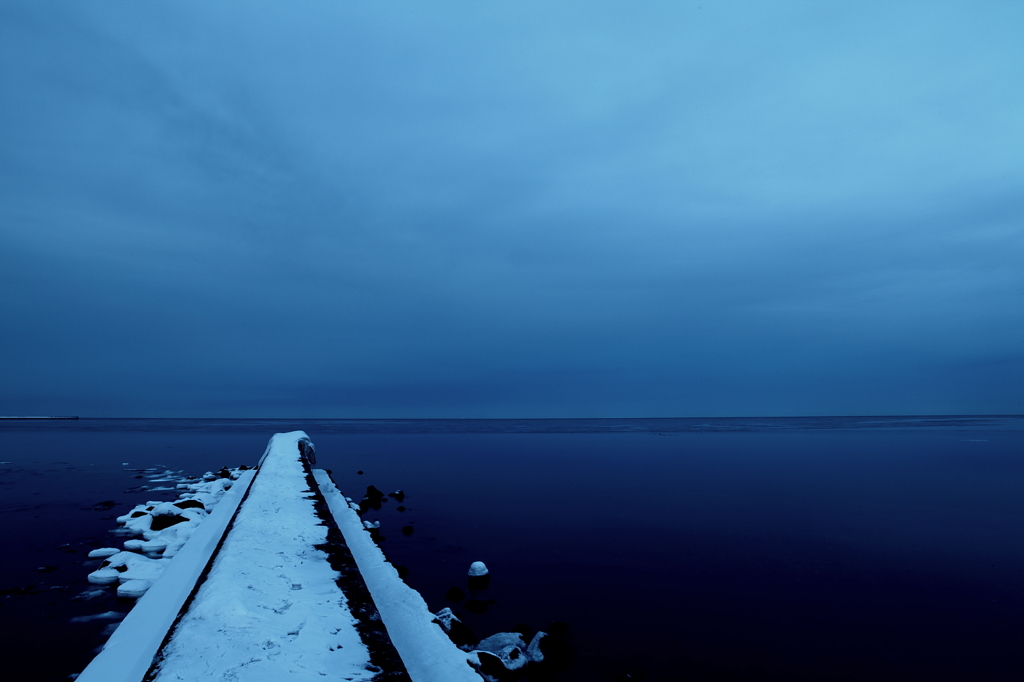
left=78, top=431, right=481, bottom=682
left=315, top=470, right=485, bottom=682
left=148, top=432, right=405, bottom=680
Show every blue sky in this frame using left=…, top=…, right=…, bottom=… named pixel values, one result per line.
left=2, top=1, right=1022, bottom=417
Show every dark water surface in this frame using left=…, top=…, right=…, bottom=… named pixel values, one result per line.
left=1, top=417, right=1022, bottom=681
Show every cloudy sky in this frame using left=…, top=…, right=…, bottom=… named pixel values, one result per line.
left=2, top=1, right=1022, bottom=417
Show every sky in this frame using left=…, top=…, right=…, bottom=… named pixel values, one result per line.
left=2, top=1, right=1023, bottom=418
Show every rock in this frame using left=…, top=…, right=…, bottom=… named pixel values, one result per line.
left=149, top=510, right=188, bottom=531
left=445, top=586, right=466, bottom=602
left=468, top=561, right=491, bottom=590
left=360, top=485, right=385, bottom=510
left=297, top=438, right=316, bottom=466
left=401, top=525, right=414, bottom=536
left=391, top=490, right=406, bottom=502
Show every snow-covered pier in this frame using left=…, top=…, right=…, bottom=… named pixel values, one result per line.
left=77, top=431, right=481, bottom=682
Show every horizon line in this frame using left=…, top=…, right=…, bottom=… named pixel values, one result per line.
left=9, top=413, right=1022, bottom=420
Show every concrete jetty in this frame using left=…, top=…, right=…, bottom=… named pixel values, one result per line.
left=77, top=431, right=481, bottom=682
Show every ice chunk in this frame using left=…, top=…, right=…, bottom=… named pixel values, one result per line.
left=73, top=589, right=107, bottom=601
left=433, top=607, right=459, bottom=632
left=117, top=580, right=153, bottom=598
left=87, top=566, right=120, bottom=585
left=116, top=504, right=152, bottom=524
left=476, top=632, right=525, bottom=652
left=470, top=632, right=528, bottom=672
left=70, top=610, right=124, bottom=622
left=468, top=561, right=488, bottom=577
left=124, top=537, right=168, bottom=553
left=87, top=548, right=120, bottom=559
left=118, top=508, right=155, bottom=536
left=88, top=551, right=167, bottom=585
left=432, top=607, right=476, bottom=647
left=157, top=523, right=198, bottom=558
left=525, top=631, right=546, bottom=663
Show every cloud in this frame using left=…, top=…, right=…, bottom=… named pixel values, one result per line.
left=2, top=1, right=1023, bottom=416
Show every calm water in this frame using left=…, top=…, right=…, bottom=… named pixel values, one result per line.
left=1, top=417, right=1022, bottom=681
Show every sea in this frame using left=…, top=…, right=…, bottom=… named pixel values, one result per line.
left=1, top=417, right=1022, bottom=681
